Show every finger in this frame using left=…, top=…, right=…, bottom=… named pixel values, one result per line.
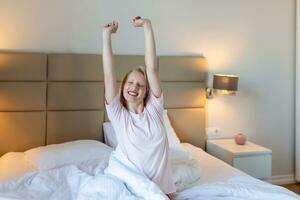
left=132, top=16, right=140, bottom=22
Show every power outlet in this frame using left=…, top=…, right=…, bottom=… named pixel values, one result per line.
left=206, top=127, right=221, bottom=139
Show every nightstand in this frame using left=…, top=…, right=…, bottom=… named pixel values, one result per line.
left=206, top=139, right=272, bottom=179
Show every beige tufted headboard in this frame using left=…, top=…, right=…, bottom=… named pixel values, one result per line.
left=0, top=52, right=207, bottom=156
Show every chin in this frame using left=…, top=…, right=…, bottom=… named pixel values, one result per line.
left=124, top=97, right=134, bottom=102
left=123, top=94, right=134, bottom=101
left=124, top=95, right=143, bottom=104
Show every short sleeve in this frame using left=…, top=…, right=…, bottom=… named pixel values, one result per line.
left=105, top=94, right=126, bottom=122
left=146, top=91, right=164, bottom=112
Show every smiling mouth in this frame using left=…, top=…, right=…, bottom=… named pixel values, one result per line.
left=128, top=91, right=138, bottom=97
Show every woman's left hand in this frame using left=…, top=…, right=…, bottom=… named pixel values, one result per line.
left=132, top=16, right=150, bottom=27
left=166, top=193, right=175, bottom=200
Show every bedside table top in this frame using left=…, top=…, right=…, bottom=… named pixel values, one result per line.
left=207, top=139, right=272, bottom=156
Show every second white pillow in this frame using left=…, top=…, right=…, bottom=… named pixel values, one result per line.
left=163, top=110, right=190, bottom=161
left=25, top=140, right=112, bottom=171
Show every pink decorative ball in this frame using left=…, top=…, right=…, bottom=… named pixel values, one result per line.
left=234, top=133, right=247, bottom=145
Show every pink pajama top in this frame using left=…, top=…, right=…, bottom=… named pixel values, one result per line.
left=105, top=92, right=176, bottom=194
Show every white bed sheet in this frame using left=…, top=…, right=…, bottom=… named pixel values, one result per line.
left=183, top=142, right=253, bottom=184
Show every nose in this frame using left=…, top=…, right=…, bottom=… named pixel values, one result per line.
left=131, top=84, right=138, bottom=91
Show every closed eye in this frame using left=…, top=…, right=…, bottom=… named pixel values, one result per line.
left=137, top=84, right=145, bottom=88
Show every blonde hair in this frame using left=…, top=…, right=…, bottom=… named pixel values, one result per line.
left=120, top=66, right=149, bottom=109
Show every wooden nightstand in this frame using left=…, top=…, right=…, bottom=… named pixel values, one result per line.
left=206, top=138, right=272, bottom=179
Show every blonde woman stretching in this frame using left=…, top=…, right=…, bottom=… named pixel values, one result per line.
left=102, top=16, right=176, bottom=199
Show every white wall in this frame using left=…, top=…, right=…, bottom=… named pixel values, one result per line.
left=0, top=0, right=296, bottom=176
left=296, top=0, right=300, bottom=181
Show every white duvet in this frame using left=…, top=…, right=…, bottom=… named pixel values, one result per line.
left=177, top=176, right=300, bottom=200
left=0, top=157, right=168, bottom=200
left=0, top=161, right=299, bottom=200
left=0, top=144, right=299, bottom=200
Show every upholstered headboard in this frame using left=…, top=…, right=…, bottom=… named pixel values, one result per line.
left=0, top=52, right=207, bottom=156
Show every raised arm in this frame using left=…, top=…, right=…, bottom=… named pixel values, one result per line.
left=132, top=16, right=162, bottom=97
left=102, top=21, right=118, bottom=104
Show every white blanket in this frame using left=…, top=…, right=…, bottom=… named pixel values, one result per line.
left=171, top=159, right=200, bottom=191
left=0, top=160, right=299, bottom=200
left=74, top=165, right=166, bottom=200
left=0, top=157, right=167, bottom=200
left=177, top=176, right=300, bottom=200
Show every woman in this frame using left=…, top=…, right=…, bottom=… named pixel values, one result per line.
left=102, top=16, right=176, bottom=199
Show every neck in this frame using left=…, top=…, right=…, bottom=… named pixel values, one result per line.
left=126, top=101, right=144, bottom=114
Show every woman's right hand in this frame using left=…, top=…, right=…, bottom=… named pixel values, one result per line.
left=132, top=16, right=150, bottom=28
left=103, top=21, right=119, bottom=35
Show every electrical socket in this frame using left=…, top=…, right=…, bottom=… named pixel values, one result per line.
left=206, top=127, right=221, bottom=139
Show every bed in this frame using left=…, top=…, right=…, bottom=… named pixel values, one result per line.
left=0, top=52, right=298, bottom=200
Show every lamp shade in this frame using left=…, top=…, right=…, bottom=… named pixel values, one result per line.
left=213, top=74, right=238, bottom=91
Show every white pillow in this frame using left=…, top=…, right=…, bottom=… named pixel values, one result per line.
left=0, top=152, right=37, bottom=182
left=163, top=110, right=190, bottom=161
left=25, top=140, right=112, bottom=171
left=103, top=122, right=118, bottom=149
left=103, top=110, right=189, bottom=161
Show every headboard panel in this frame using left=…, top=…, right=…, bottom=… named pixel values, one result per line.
left=0, top=53, right=47, bottom=155
left=159, top=56, right=207, bottom=148
left=0, top=53, right=207, bottom=156
left=0, top=112, right=46, bottom=155
left=158, top=56, right=207, bottom=82
left=0, top=82, right=46, bottom=111
left=162, top=82, right=206, bottom=108
left=46, top=54, right=105, bottom=145
left=0, top=53, right=46, bottom=81
left=47, top=82, right=104, bottom=110
left=48, top=54, right=103, bottom=81
left=167, top=109, right=206, bottom=148
left=114, top=55, right=146, bottom=81
left=47, top=111, right=104, bottom=144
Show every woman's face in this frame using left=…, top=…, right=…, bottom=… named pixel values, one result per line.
left=123, top=70, right=147, bottom=104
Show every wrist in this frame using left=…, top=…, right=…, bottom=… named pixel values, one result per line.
left=143, top=20, right=152, bottom=28
left=102, top=31, right=111, bottom=39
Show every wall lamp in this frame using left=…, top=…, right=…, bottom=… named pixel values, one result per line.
left=206, top=74, right=239, bottom=99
